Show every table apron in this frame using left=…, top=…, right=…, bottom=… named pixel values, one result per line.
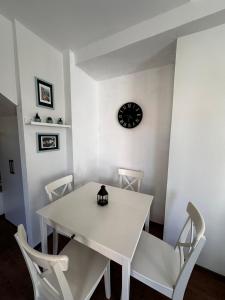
left=41, top=216, right=130, bottom=266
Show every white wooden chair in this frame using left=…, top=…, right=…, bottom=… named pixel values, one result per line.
left=131, top=202, right=206, bottom=300
left=118, top=168, right=143, bottom=192
left=118, top=168, right=150, bottom=231
left=45, top=175, right=73, bottom=254
left=15, top=224, right=111, bottom=300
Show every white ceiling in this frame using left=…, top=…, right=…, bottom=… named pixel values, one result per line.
left=79, top=34, right=177, bottom=80
left=0, top=0, right=188, bottom=51
left=0, top=94, right=16, bottom=117
left=77, top=0, right=225, bottom=80
left=1, top=0, right=225, bottom=80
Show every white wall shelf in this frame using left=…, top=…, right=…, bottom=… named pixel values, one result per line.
left=26, top=121, right=71, bottom=128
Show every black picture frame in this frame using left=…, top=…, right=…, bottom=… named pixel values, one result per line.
left=37, top=134, right=59, bottom=152
left=36, top=77, right=54, bottom=109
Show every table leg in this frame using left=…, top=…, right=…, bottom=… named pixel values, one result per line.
left=144, top=210, right=150, bottom=232
left=40, top=216, right=48, bottom=253
left=53, top=229, right=58, bottom=255
left=104, top=261, right=111, bottom=299
left=121, top=260, right=131, bottom=300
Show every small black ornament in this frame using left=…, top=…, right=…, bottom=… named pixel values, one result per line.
left=57, top=118, right=63, bottom=125
left=34, top=113, right=41, bottom=122
left=46, top=117, right=53, bottom=123
left=97, top=185, right=108, bottom=206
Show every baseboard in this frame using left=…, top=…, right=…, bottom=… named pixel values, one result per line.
left=195, top=264, right=225, bottom=280
left=149, top=220, right=164, bottom=227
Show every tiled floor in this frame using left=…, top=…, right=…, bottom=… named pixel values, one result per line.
left=0, top=215, right=225, bottom=300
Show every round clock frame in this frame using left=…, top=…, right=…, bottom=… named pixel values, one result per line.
left=118, top=102, right=143, bottom=129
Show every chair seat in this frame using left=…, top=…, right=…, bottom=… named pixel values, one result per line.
left=131, top=231, right=180, bottom=298
left=45, top=240, right=109, bottom=300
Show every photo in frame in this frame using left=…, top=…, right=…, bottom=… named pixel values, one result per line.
left=36, top=77, right=54, bottom=109
left=37, top=133, right=59, bottom=152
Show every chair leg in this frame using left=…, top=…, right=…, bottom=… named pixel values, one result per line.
left=144, top=210, right=150, bottom=232
left=34, top=287, right=40, bottom=300
left=53, top=229, right=58, bottom=255
left=104, top=262, right=111, bottom=299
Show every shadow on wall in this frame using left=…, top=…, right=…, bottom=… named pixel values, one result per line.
left=0, top=93, right=26, bottom=227
left=0, top=93, right=16, bottom=116
left=0, top=172, right=2, bottom=192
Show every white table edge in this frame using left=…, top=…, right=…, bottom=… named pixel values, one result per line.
left=38, top=215, right=133, bottom=265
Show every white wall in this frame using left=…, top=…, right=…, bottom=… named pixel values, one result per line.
left=0, top=14, right=17, bottom=105
left=71, top=60, right=99, bottom=187
left=63, top=50, right=99, bottom=186
left=164, top=24, right=225, bottom=275
left=98, top=65, right=174, bottom=223
left=63, top=50, right=75, bottom=176
left=0, top=116, right=25, bottom=225
left=15, top=21, right=70, bottom=246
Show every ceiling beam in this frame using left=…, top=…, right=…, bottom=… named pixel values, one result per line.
left=76, top=0, right=225, bottom=65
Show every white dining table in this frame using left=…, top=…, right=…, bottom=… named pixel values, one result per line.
left=37, top=181, right=153, bottom=300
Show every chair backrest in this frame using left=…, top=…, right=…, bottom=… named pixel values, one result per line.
left=45, top=175, right=73, bottom=202
left=118, top=168, right=144, bottom=192
left=15, top=224, right=73, bottom=300
left=173, top=202, right=206, bottom=300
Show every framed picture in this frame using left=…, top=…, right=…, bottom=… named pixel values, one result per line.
left=36, top=77, right=54, bottom=109
left=37, top=134, right=59, bottom=152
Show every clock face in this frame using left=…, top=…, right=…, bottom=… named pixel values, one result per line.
left=118, top=102, right=143, bottom=129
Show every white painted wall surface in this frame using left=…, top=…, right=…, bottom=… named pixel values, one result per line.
left=0, top=14, right=17, bottom=104
left=63, top=50, right=74, bottom=177
left=0, top=116, right=25, bottom=225
left=98, top=65, right=174, bottom=224
left=15, top=21, right=69, bottom=246
left=164, top=24, right=225, bottom=275
left=71, top=62, right=99, bottom=187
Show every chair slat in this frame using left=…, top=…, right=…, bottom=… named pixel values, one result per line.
left=45, top=175, right=73, bottom=202
left=118, top=168, right=143, bottom=192
left=45, top=175, right=74, bottom=254
left=118, top=168, right=149, bottom=231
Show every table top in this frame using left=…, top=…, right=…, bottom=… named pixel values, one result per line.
left=37, top=182, right=153, bottom=261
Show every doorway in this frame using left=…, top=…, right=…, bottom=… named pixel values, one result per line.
left=0, top=94, right=26, bottom=226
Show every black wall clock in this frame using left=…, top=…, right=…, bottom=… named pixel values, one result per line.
left=118, top=102, right=143, bottom=129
